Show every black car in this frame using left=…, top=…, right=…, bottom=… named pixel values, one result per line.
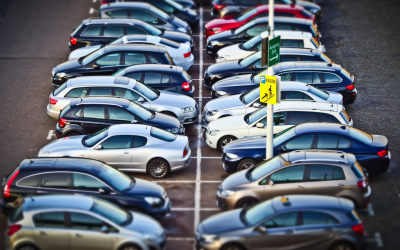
left=100, top=1, right=199, bottom=28
left=206, top=17, right=319, bottom=56
left=0, top=157, right=171, bottom=218
left=211, top=62, right=357, bottom=104
left=53, top=44, right=174, bottom=87
left=56, top=97, right=184, bottom=138
left=69, top=18, right=194, bottom=51
left=211, top=0, right=321, bottom=21
left=100, top=0, right=197, bottom=9
left=113, top=64, right=195, bottom=95
left=222, top=123, right=390, bottom=174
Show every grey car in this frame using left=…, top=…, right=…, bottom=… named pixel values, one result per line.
left=38, top=124, right=191, bottom=178
left=196, top=195, right=366, bottom=250
left=5, top=195, right=166, bottom=250
left=47, top=76, right=198, bottom=124
left=217, top=150, right=371, bottom=210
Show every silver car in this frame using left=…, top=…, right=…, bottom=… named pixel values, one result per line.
left=38, top=124, right=191, bottom=178
left=204, top=81, right=343, bottom=124
left=5, top=195, right=165, bottom=250
left=47, top=76, right=199, bottom=124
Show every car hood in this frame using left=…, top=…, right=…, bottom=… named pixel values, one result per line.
left=148, top=112, right=180, bottom=129
left=200, top=209, right=246, bottom=234
left=205, top=94, right=244, bottom=111
left=162, top=31, right=191, bottom=43
left=156, top=91, right=196, bottom=107
left=125, top=178, right=164, bottom=197
left=124, top=212, right=164, bottom=236
left=38, top=136, right=86, bottom=155
left=68, top=45, right=102, bottom=60
left=171, top=15, right=189, bottom=28
left=207, top=60, right=241, bottom=74
left=212, top=74, right=253, bottom=91
left=221, top=170, right=251, bottom=190
left=225, top=135, right=266, bottom=151
left=56, top=58, right=82, bottom=72
left=208, top=30, right=233, bottom=41
left=217, top=44, right=251, bottom=61
left=205, top=16, right=237, bottom=29
left=208, top=115, right=247, bottom=131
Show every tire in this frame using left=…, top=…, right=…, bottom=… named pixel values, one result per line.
left=236, top=198, right=258, bottom=209
left=218, top=135, right=237, bottom=151
left=221, top=243, right=245, bottom=250
left=127, top=206, right=145, bottom=214
left=237, top=158, right=258, bottom=172
left=17, top=245, right=38, bottom=250
left=66, top=132, right=80, bottom=137
left=119, top=244, right=142, bottom=250
left=160, top=111, right=177, bottom=118
left=329, top=241, right=355, bottom=250
left=147, top=158, right=170, bottom=178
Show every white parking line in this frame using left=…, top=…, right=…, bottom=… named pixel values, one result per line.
left=190, top=156, right=221, bottom=159
left=89, top=8, right=98, bottom=14
left=93, top=0, right=97, bottom=2
left=167, top=237, right=194, bottom=241
left=47, top=130, right=56, bottom=140
left=194, top=96, right=212, bottom=98
left=367, top=203, right=375, bottom=216
left=375, top=232, right=383, bottom=247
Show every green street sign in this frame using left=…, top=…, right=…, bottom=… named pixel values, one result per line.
left=268, top=35, right=281, bottom=67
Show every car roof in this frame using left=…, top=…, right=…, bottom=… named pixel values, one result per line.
left=295, top=122, right=349, bottom=135
left=70, top=96, right=131, bottom=108
left=82, top=18, right=145, bottom=25
left=25, top=195, right=93, bottom=212
left=281, top=150, right=356, bottom=165
left=104, top=44, right=166, bottom=53
left=254, top=16, right=312, bottom=25
left=260, top=30, right=312, bottom=39
left=68, top=76, right=136, bottom=88
left=108, top=124, right=151, bottom=136
left=19, top=157, right=105, bottom=172
left=123, top=34, right=149, bottom=42
left=100, top=2, right=152, bottom=10
left=280, top=48, right=321, bottom=56
left=257, top=4, right=304, bottom=12
left=123, top=64, right=183, bottom=73
left=260, top=100, right=342, bottom=113
left=274, top=62, right=341, bottom=73
left=272, top=195, right=344, bottom=212
left=280, top=81, right=311, bottom=91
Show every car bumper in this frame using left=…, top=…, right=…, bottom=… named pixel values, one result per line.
left=148, top=198, right=172, bottom=219
left=169, top=149, right=191, bottom=172
left=55, top=123, right=83, bottom=138
left=215, top=187, right=236, bottom=210
left=342, top=87, right=357, bottom=105
left=195, top=241, right=221, bottom=250
left=180, top=109, right=199, bottom=124
left=47, top=104, right=60, bottom=120
left=174, top=54, right=195, bottom=71
left=205, top=132, right=219, bottom=149
left=221, top=153, right=241, bottom=173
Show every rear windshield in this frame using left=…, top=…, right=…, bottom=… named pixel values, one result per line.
left=340, top=110, right=351, bottom=124
left=165, top=52, right=174, bottom=65
left=341, top=68, right=353, bottom=80
left=133, top=81, right=159, bottom=101
left=182, top=70, right=192, bottom=82
left=10, top=204, right=24, bottom=223
left=83, top=128, right=109, bottom=147
left=54, top=82, right=68, bottom=96
left=143, top=23, right=162, bottom=36
left=71, top=24, right=83, bottom=36
left=60, top=104, right=71, bottom=118
left=150, top=127, right=176, bottom=141
left=347, top=209, right=362, bottom=223
left=351, top=161, right=366, bottom=179
left=310, top=37, right=319, bottom=49
left=348, top=127, right=373, bottom=144
left=236, top=7, right=258, bottom=22
left=301, top=9, right=313, bottom=18
left=160, top=38, right=180, bottom=49
left=308, top=86, right=329, bottom=100
left=241, top=87, right=260, bottom=104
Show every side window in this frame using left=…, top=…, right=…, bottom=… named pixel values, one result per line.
left=309, top=164, right=333, bottom=181
left=17, top=175, right=40, bottom=187
left=313, top=73, right=321, bottom=83
left=75, top=108, right=83, bottom=117
left=33, top=212, right=66, bottom=228
left=40, top=173, right=69, bottom=189
left=103, top=26, right=124, bottom=37
left=283, top=91, right=305, bottom=100
left=250, top=12, right=268, bottom=21
left=132, top=136, right=148, bottom=148
left=161, top=75, right=171, bottom=83
left=69, top=212, right=104, bottom=231
left=124, top=53, right=146, bottom=66
left=153, top=2, right=174, bottom=13
left=130, top=9, right=158, bottom=23
left=125, top=26, right=148, bottom=35
left=87, top=87, right=112, bottom=97
left=333, top=167, right=345, bottom=180
left=148, top=55, right=161, bottom=64
left=72, top=173, right=108, bottom=192
left=82, top=26, right=103, bottom=36
left=105, top=9, right=128, bottom=18
left=295, top=72, right=314, bottom=83
left=285, top=134, right=315, bottom=150
left=281, top=40, right=304, bottom=48
left=274, top=23, right=293, bottom=31
left=279, top=73, right=292, bottom=81
left=301, top=56, right=317, bottom=62
left=322, top=73, right=341, bottom=83
left=280, top=56, right=299, bottom=62
left=264, top=212, right=299, bottom=228
left=125, top=72, right=142, bottom=81
left=287, top=111, right=310, bottom=125
left=108, top=107, right=135, bottom=122
left=115, top=87, right=142, bottom=102
left=270, top=165, right=305, bottom=184
left=65, top=88, right=89, bottom=98
left=96, top=53, right=121, bottom=66
left=83, top=107, right=106, bottom=120
left=274, top=112, right=287, bottom=125
left=317, top=113, right=340, bottom=123
left=316, top=134, right=339, bottom=149
left=303, top=212, right=338, bottom=226
left=253, top=59, right=264, bottom=68
left=100, top=135, right=133, bottom=149
left=246, top=23, right=269, bottom=37
left=144, top=73, right=162, bottom=84
left=338, top=137, right=351, bottom=148
left=302, top=94, right=313, bottom=100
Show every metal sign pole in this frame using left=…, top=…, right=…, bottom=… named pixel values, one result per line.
left=266, top=0, right=274, bottom=160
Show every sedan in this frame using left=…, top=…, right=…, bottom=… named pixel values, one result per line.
left=100, top=0, right=197, bottom=10
left=39, top=124, right=191, bottom=178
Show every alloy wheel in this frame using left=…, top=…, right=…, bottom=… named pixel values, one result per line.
left=221, top=138, right=234, bottom=149
left=149, top=160, right=168, bottom=178
left=239, top=162, right=255, bottom=171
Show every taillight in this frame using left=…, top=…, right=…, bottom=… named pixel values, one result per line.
left=214, top=4, right=227, bottom=9
left=377, top=149, right=388, bottom=157
left=351, top=224, right=364, bottom=234
left=183, top=52, right=191, bottom=58
left=346, top=83, right=355, bottom=91
left=100, top=0, right=108, bottom=5
left=4, top=170, right=19, bottom=198
left=357, top=180, right=367, bottom=189
left=183, top=148, right=188, bottom=157
left=7, top=225, right=22, bottom=236
left=70, top=37, right=77, bottom=45
left=182, top=82, right=191, bottom=91
left=49, top=97, right=58, bottom=105
left=59, top=118, right=67, bottom=128
left=314, top=36, right=319, bottom=42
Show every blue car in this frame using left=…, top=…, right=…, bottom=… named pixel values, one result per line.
left=222, top=123, right=390, bottom=174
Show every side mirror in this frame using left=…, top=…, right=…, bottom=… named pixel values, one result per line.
left=244, top=34, right=249, bottom=39
left=257, top=226, right=267, bottom=234
left=94, top=145, right=102, bottom=150
left=137, top=97, right=145, bottom=102
left=269, top=180, right=274, bottom=186
left=131, top=119, right=138, bottom=124
left=100, top=225, right=109, bottom=234
left=256, top=123, right=265, bottom=128
left=253, top=102, right=261, bottom=108
left=99, top=187, right=112, bottom=194
left=252, top=65, right=257, bottom=70
left=93, top=64, right=101, bottom=70
left=279, top=145, right=287, bottom=152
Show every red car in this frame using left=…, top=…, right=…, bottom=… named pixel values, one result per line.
left=205, top=4, right=315, bottom=39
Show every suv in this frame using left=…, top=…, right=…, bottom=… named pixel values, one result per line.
left=69, top=19, right=194, bottom=51
left=1, top=157, right=171, bottom=218
left=56, top=97, right=184, bottom=137
left=52, top=44, right=174, bottom=87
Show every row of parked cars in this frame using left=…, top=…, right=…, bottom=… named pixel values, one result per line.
left=0, top=1, right=388, bottom=250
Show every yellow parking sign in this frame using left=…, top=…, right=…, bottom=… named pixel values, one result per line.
left=260, top=74, right=280, bottom=105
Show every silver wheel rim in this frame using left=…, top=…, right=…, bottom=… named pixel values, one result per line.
left=239, top=162, right=255, bottom=171
left=221, top=138, right=234, bottom=149
left=149, top=160, right=168, bottom=178
left=334, top=245, right=352, bottom=250
left=123, top=246, right=139, bottom=250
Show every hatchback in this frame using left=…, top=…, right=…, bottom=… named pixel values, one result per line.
left=223, top=123, right=390, bottom=174
left=99, top=2, right=192, bottom=34
left=196, top=195, right=366, bottom=250
left=1, top=157, right=171, bottom=217
left=100, top=0, right=197, bottom=10
left=4, top=195, right=166, bottom=250
left=52, top=44, right=174, bottom=88
left=55, top=97, right=184, bottom=138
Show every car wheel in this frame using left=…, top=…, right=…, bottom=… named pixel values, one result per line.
left=147, top=158, right=170, bottom=178
left=218, top=136, right=236, bottom=151
left=237, top=159, right=258, bottom=172
left=18, top=245, right=38, bottom=250
left=119, top=244, right=142, bottom=250
left=67, top=132, right=80, bottom=136
left=221, top=243, right=245, bottom=250
left=329, top=241, right=355, bottom=250
left=236, top=198, right=258, bottom=208
left=160, top=111, right=177, bottom=118
left=127, top=206, right=145, bottom=214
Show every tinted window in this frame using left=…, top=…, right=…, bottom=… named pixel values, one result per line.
left=333, top=167, right=345, bottom=180
left=150, top=127, right=176, bottom=141
left=115, top=88, right=141, bottom=102
left=273, top=112, right=287, bottom=126
left=96, top=53, right=121, bottom=66
left=300, top=56, right=317, bottom=62
left=309, top=165, right=333, bottom=181
left=246, top=23, right=269, bottom=37
left=280, top=56, right=299, bottom=62
left=286, top=134, right=315, bottom=150
left=101, top=135, right=133, bottom=149
left=318, top=113, right=340, bottom=123
left=295, top=72, right=314, bottom=83
left=317, top=134, right=339, bottom=149
left=83, top=107, right=105, bottom=120
left=125, top=53, right=146, bottom=65
left=264, top=212, right=299, bottom=228
left=108, top=107, right=135, bottom=122
left=281, top=40, right=304, bottom=48
left=144, top=73, right=162, bottom=84
left=148, top=55, right=161, bottom=64
left=33, top=212, right=66, bottom=228
left=275, top=23, right=293, bottom=31
left=125, top=72, right=142, bottom=81
left=288, top=111, right=310, bottom=125
left=279, top=73, right=292, bottom=81
left=65, top=88, right=89, bottom=98
left=283, top=91, right=311, bottom=100
left=103, top=26, right=124, bottom=37
left=17, top=175, right=40, bottom=187
left=125, top=26, right=148, bottom=35
left=338, top=137, right=351, bottom=148
left=133, top=136, right=147, bottom=147
left=303, top=212, right=338, bottom=226
left=54, top=82, right=67, bottom=96
left=131, top=9, right=158, bottom=22
left=351, top=161, right=366, bottom=179
left=60, top=105, right=71, bottom=118
left=40, top=173, right=69, bottom=189
left=73, top=173, right=108, bottom=192
left=106, top=9, right=128, bottom=18
left=87, top=87, right=112, bottom=96
left=70, top=212, right=103, bottom=231
left=270, top=165, right=305, bottom=183
left=322, top=73, right=341, bottom=82
left=82, top=26, right=102, bottom=36
left=10, top=205, right=24, bottom=223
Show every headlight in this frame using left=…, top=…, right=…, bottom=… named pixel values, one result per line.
left=225, top=153, right=238, bottom=159
left=182, top=106, right=195, bottom=113
left=206, top=110, right=218, bottom=116
left=166, top=128, right=179, bottom=133
left=144, top=197, right=162, bottom=206
left=210, top=28, right=221, bottom=31
left=177, top=27, right=187, bottom=33
left=144, top=233, right=163, bottom=243
left=200, top=234, right=219, bottom=244
left=209, top=130, right=220, bottom=136
left=218, top=55, right=230, bottom=60
left=210, top=41, right=219, bottom=46
left=220, top=190, right=236, bottom=197
left=215, top=91, right=227, bottom=96
left=55, top=73, right=66, bottom=79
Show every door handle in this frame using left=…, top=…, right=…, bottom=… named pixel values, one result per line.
left=40, top=231, right=47, bottom=236
left=124, top=152, right=129, bottom=154
left=338, top=183, right=345, bottom=187
left=297, top=185, right=304, bottom=189
left=37, top=190, right=47, bottom=193
left=76, top=233, right=82, bottom=238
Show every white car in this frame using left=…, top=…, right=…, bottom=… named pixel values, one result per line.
left=216, top=30, right=325, bottom=63
left=68, top=35, right=194, bottom=70
left=205, top=101, right=353, bottom=150
left=203, top=81, right=344, bottom=124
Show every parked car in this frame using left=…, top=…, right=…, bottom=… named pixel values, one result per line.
left=113, top=64, right=195, bottom=95
left=222, top=123, right=390, bottom=174
left=216, top=31, right=326, bottom=63
left=69, top=34, right=194, bottom=70
left=39, top=124, right=190, bottom=178
left=47, top=76, right=198, bottom=124
left=196, top=195, right=366, bottom=250
left=206, top=17, right=320, bottom=56
left=204, top=81, right=343, bottom=123
left=4, top=195, right=166, bottom=250
left=205, top=4, right=315, bottom=38
left=1, top=157, right=171, bottom=217
left=69, top=19, right=194, bottom=51
left=205, top=101, right=352, bottom=150
left=53, top=44, right=174, bottom=88
left=99, top=2, right=192, bottom=35
left=100, top=0, right=197, bottom=10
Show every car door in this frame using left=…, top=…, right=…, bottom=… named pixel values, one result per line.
left=83, top=52, right=124, bottom=76
left=304, top=164, right=347, bottom=197
left=80, top=25, right=106, bottom=45
left=128, top=135, right=150, bottom=171
left=317, top=72, right=344, bottom=92
left=32, top=211, right=70, bottom=250
left=80, top=106, right=110, bottom=134
left=143, top=72, right=172, bottom=90
left=35, top=172, right=72, bottom=196
left=275, top=133, right=316, bottom=155
left=68, top=212, right=114, bottom=250
left=123, top=52, right=147, bottom=67
left=89, top=135, right=133, bottom=169
left=114, top=87, right=150, bottom=107
left=241, top=23, right=269, bottom=41
left=71, top=173, right=116, bottom=200
left=248, top=112, right=288, bottom=136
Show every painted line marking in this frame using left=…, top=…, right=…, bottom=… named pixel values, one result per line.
left=93, top=0, right=97, bottom=2
left=89, top=8, right=98, bottom=14
left=47, top=130, right=56, bottom=140
left=190, top=156, right=221, bottom=159
left=167, top=237, right=194, bottom=241
left=375, top=232, right=383, bottom=247
left=367, top=203, right=374, bottom=216
left=194, top=96, right=212, bottom=98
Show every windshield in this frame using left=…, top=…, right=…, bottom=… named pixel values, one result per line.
left=150, top=127, right=176, bottom=141
left=246, top=107, right=267, bottom=124
left=242, top=34, right=263, bottom=50
left=308, top=85, right=329, bottom=100
left=241, top=87, right=260, bottom=104
left=244, top=200, right=275, bottom=226
left=83, top=128, right=109, bottom=147
left=166, top=0, right=184, bottom=10
left=133, top=81, right=159, bottom=100
left=250, top=156, right=286, bottom=181
left=240, top=51, right=261, bottom=67
left=143, top=22, right=162, bottom=36
left=251, top=68, right=268, bottom=83
left=82, top=48, right=105, bottom=65
left=98, top=163, right=132, bottom=192
left=160, top=38, right=180, bottom=49
left=234, top=21, right=256, bottom=35
left=235, top=7, right=258, bottom=22
left=60, top=104, right=71, bottom=118
left=90, top=198, right=130, bottom=226
left=273, top=126, right=296, bottom=146
left=127, top=102, right=153, bottom=120
left=150, top=6, right=170, bottom=20
left=110, top=38, right=124, bottom=45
